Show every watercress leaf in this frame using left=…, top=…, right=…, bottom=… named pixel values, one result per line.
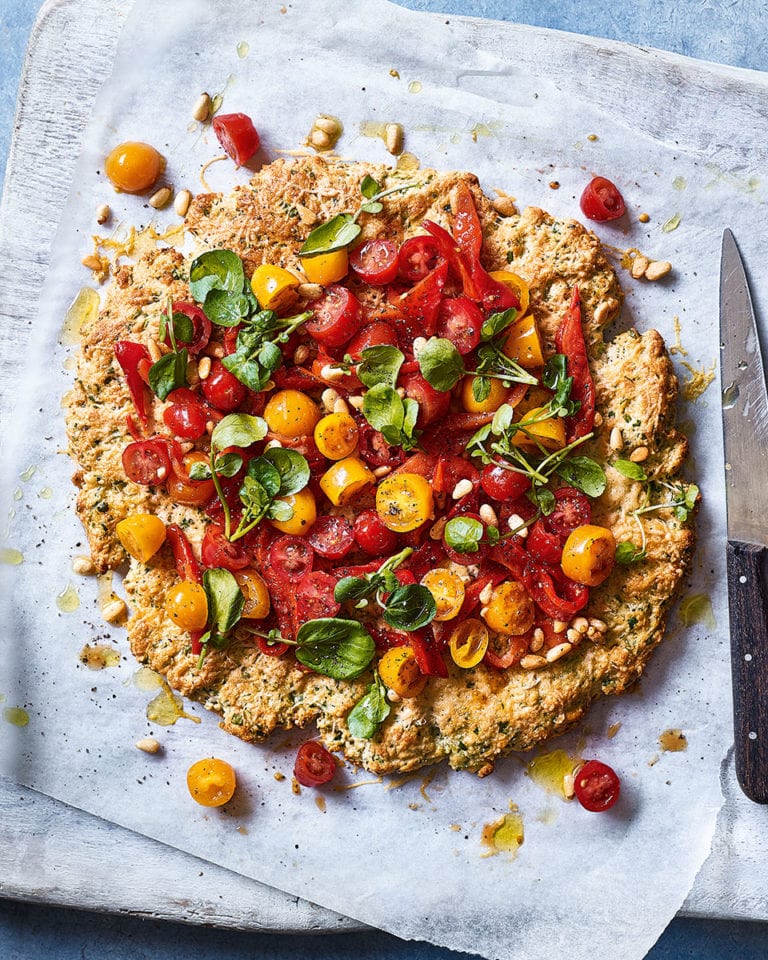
left=357, top=345, right=404, bottom=389
left=543, top=353, right=578, bottom=416
left=685, top=483, right=700, bottom=511
left=491, top=403, right=515, bottom=436
left=262, top=447, right=311, bottom=496
left=381, top=424, right=403, bottom=446
left=556, top=456, right=607, bottom=498
left=417, top=337, right=465, bottom=392
left=360, top=175, right=380, bottom=199
left=380, top=569, right=399, bottom=593
left=299, top=214, right=361, bottom=257
left=360, top=201, right=384, bottom=214
left=402, top=398, right=420, bottom=440
left=148, top=348, right=188, bottom=400
left=347, top=673, right=390, bottom=740
left=472, top=376, right=491, bottom=404
left=614, top=459, right=648, bottom=482
left=258, top=340, right=283, bottom=369
left=466, top=422, right=493, bottom=454
left=528, top=484, right=556, bottom=516
left=239, top=476, right=271, bottom=517
left=202, top=567, right=244, bottom=636
left=170, top=311, right=194, bottom=344
left=189, top=249, right=245, bottom=302
left=213, top=452, right=243, bottom=479
left=203, top=289, right=250, bottom=327
left=444, top=516, right=484, bottom=554
left=615, top=541, right=646, bottom=565
left=267, top=498, right=294, bottom=522
left=247, top=457, right=282, bottom=498
left=481, top=308, right=517, bottom=341
left=222, top=353, right=269, bottom=392
left=486, top=525, right=501, bottom=545
left=188, top=460, right=213, bottom=481
left=212, top=413, right=268, bottom=451
left=295, top=618, right=376, bottom=679
left=362, top=383, right=404, bottom=434
left=334, top=576, right=376, bottom=603
left=383, top=583, right=437, bottom=631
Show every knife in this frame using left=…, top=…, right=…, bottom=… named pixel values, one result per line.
left=721, top=228, right=768, bottom=804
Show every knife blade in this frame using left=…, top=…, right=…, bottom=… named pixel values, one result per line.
left=720, top=228, right=768, bottom=804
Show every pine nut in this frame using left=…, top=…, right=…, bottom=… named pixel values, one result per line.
left=186, top=359, right=200, bottom=385
left=385, top=122, right=403, bottom=156
left=135, top=737, right=161, bottom=754
left=205, top=420, right=215, bottom=435
left=96, top=203, right=111, bottom=225
left=593, top=411, right=603, bottom=428
left=147, top=338, right=162, bottom=362
left=293, top=344, right=310, bottom=364
left=630, top=446, right=649, bottom=463
left=491, top=195, right=517, bottom=217
left=297, top=282, right=324, bottom=300
left=609, top=427, right=624, bottom=451
left=553, top=620, right=568, bottom=634
left=149, top=187, right=172, bottom=210
left=645, top=260, right=672, bottom=281
left=347, top=395, right=364, bottom=410
left=630, top=255, right=649, bottom=279
left=264, top=439, right=283, bottom=450
left=156, top=466, right=167, bottom=481
left=479, top=582, right=494, bottom=606
left=521, top=655, right=547, bottom=670
left=102, top=598, right=127, bottom=624
left=310, top=129, right=331, bottom=149
left=506, top=513, right=528, bottom=537
left=396, top=387, right=406, bottom=398
left=320, top=364, right=347, bottom=381
left=589, top=618, right=608, bottom=633
left=321, top=388, right=340, bottom=412
left=572, top=616, right=589, bottom=634
left=546, top=642, right=573, bottom=663
left=197, top=356, right=212, bottom=380
left=566, top=628, right=581, bottom=643
left=192, top=92, right=211, bottom=123
left=479, top=503, right=498, bottom=526
left=430, top=517, right=447, bottom=540
left=72, top=555, right=95, bottom=576
left=593, top=301, right=612, bottom=325
left=373, top=465, right=391, bottom=479
left=179, top=441, right=195, bottom=454
left=452, top=478, right=474, bottom=499
left=530, top=627, right=545, bottom=652
left=333, top=397, right=350, bottom=415
left=174, top=189, right=192, bottom=217
left=386, top=688, right=401, bottom=703
left=81, top=255, right=103, bottom=271
left=314, top=115, right=341, bottom=136
left=449, top=562, right=471, bottom=582
left=206, top=343, right=225, bottom=358
left=563, top=772, right=576, bottom=799
left=480, top=606, right=489, bottom=619
left=586, top=626, right=599, bottom=640
left=294, top=203, right=317, bottom=226
left=412, top=337, right=427, bottom=355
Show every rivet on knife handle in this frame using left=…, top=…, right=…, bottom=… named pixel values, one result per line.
left=726, top=541, right=768, bottom=803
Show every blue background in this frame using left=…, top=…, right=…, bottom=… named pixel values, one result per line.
left=2, top=0, right=767, bottom=957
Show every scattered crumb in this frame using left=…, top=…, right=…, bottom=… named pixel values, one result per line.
left=659, top=729, right=688, bottom=752
left=549, top=180, right=560, bottom=189
left=135, top=736, right=161, bottom=754
left=639, top=212, right=650, bottom=223
left=389, top=69, right=400, bottom=79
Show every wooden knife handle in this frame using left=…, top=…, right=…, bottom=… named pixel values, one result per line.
left=727, top=541, right=768, bottom=803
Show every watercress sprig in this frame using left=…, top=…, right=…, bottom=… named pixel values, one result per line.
left=148, top=299, right=189, bottom=400
left=347, top=671, right=391, bottom=740
left=361, top=383, right=421, bottom=451
left=196, top=567, right=245, bottom=667
left=246, top=618, right=376, bottom=680
left=223, top=309, right=312, bottom=393
left=416, top=335, right=537, bottom=396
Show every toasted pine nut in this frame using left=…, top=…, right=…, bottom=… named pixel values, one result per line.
left=72, top=555, right=95, bottom=576
left=197, top=356, right=212, bottom=380
left=373, top=465, right=391, bottom=479
left=630, top=446, right=649, bottom=463
left=333, top=397, right=350, bottom=415
left=645, top=260, right=672, bottom=281
left=396, top=387, right=406, bottom=398
left=479, top=503, right=498, bottom=527
left=452, top=478, right=474, bottom=500
left=321, top=388, right=340, bottom=412
left=174, top=189, right=192, bottom=217
left=491, top=195, right=517, bottom=217
left=589, top=617, right=608, bottom=633
left=479, top=582, right=494, bottom=606
left=563, top=772, right=576, bottom=799
left=386, top=688, right=401, bottom=703
left=572, top=616, right=589, bottom=634
left=102, top=598, right=127, bottom=624
left=521, top=655, right=547, bottom=670
left=206, top=343, right=225, bottom=358
left=385, top=122, right=403, bottom=156
left=205, top=420, right=215, bottom=435
left=178, top=441, right=195, bottom=454
left=586, top=626, right=599, bottom=640
left=630, top=255, right=649, bottom=279
left=96, top=203, right=111, bottom=225
left=566, top=628, right=581, bottom=643
left=311, top=129, right=331, bottom=149
left=553, top=619, right=568, bottom=634
left=412, top=337, right=427, bottom=355
left=264, top=439, right=283, bottom=450
left=192, top=92, right=212, bottom=122
left=347, top=395, right=364, bottom=410
left=530, top=627, right=545, bottom=652
left=149, top=186, right=172, bottom=210
left=297, top=282, right=324, bottom=300
left=186, top=359, right=200, bottom=385
left=320, top=364, right=347, bottom=381
left=593, top=411, right=603, bottom=428
left=506, top=513, right=528, bottom=537
left=156, top=466, right=167, bottom=481
left=147, top=338, right=162, bottom=362
left=593, top=301, right=612, bottom=325
left=293, top=344, right=310, bottom=364
left=609, top=427, right=624, bottom=451
left=135, top=737, right=161, bottom=754
left=546, top=642, right=573, bottom=663
left=314, top=115, right=341, bottom=136
left=430, top=517, right=447, bottom=540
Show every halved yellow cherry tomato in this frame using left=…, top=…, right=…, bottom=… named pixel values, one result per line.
left=250, top=264, right=300, bottom=313
left=488, top=271, right=530, bottom=315
left=514, top=385, right=552, bottom=417
left=481, top=581, right=535, bottom=635
left=503, top=313, right=544, bottom=369
left=300, top=248, right=349, bottom=285
left=314, top=412, right=359, bottom=461
left=461, top=375, right=510, bottom=414
left=234, top=568, right=271, bottom=619
left=511, top=406, right=566, bottom=451
left=561, top=524, right=617, bottom=586
left=115, top=514, right=166, bottom=562
left=186, top=757, right=237, bottom=807
left=449, top=617, right=489, bottom=669
left=269, top=487, right=317, bottom=536
left=319, top=456, right=375, bottom=506
left=378, top=646, right=428, bottom=699
left=264, top=389, right=321, bottom=438
left=165, top=580, right=209, bottom=632
left=375, top=472, right=434, bottom=532
left=421, top=568, right=466, bottom=621
left=105, top=141, right=164, bottom=193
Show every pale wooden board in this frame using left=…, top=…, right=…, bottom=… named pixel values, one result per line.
left=2, top=0, right=768, bottom=930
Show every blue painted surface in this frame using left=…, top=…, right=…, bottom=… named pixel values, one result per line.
left=1, top=1, right=768, bottom=958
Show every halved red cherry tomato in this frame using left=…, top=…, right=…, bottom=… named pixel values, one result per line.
left=163, top=388, right=209, bottom=440
left=527, top=520, right=564, bottom=564
left=308, top=515, right=354, bottom=560
left=294, top=740, right=337, bottom=787
left=435, top=296, right=483, bottom=355
left=401, top=371, right=451, bottom=427
left=202, top=360, right=247, bottom=412
left=167, top=451, right=217, bottom=506
left=355, top=420, right=404, bottom=469
left=114, top=341, right=152, bottom=426
left=485, top=632, right=529, bottom=669
left=544, top=487, right=592, bottom=537
left=347, top=320, right=398, bottom=359
left=256, top=636, right=290, bottom=658
left=579, top=176, right=626, bottom=222
left=212, top=112, right=261, bottom=167
left=433, top=454, right=480, bottom=498
left=295, top=571, right=340, bottom=622
left=166, top=302, right=211, bottom=355
left=554, top=288, right=595, bottom=441
left=268, top=536, right=315, bottom=581
left=397, top=236, right=442, bottom=283
left=306, top=285, right=362, bottom=348
left=165, top=523, right=202, bottom=583
left=201, top=523, right=250, bottom=572
left=353, top=509, right=398, bottom=555
left=387, top=261, right=448, bottom=342
left=480, top=464, right=531, bottom=502
left=350, top=239, right=399, bottom=286
left=122, top=439, right=172, bottom=485
left=574, top=759, right=621, bottom=811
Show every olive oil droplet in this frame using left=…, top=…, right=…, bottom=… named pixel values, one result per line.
left=0, top=548, right=23, bottom=565
left=659, top=729, right=688, bottom=752
left=19, top=465, right=36, bottom=482
left=408, top=80, right=422, bottom=94
left=237, top=40, right=250, bottom=58
left=56, top=583, right=80, bottom=613
left=61, top=287, right=100, bottom=345
left=679, top=593, right=716, bottom=629
left=4, top=706, right=29, bottom=727
left=39, top=487, right=53, bottom=500
left=80, top=644, right=120, bottom=670
left=147, top=681, right=200, bottom=726
left=527, top=749, right=579, bottom=798
left=133, top=666, right=164, bottom=691
left=481, top=809, right=524, bottom=857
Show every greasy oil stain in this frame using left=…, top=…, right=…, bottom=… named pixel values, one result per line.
left=661, top=213, right=681, bottom=233
left=4, top=707, right=29, bottom=727
left=56, top=582, right=80, bottom=613
left=481, top=806, right=524, bottom=858
left=79, top=644, right=120, bottom=670
left=236, top=40, right=250, bottom=59
left=19, top=465, right=37, bottom=482
left=672, top=176, right=687, bottom=191
left=526, top=749, right=579, bottom=799
left=61, top=287, right=99, bottom=346
left=679, top=593, right=716, bottom=629
left=0, top=548, right=23, bottom=565
left=408, top=80, right=422, bottom=94
left=147, top=680, right=200, bottom=726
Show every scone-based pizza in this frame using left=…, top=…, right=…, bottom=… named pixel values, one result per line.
left=66, top=156, right=695, bottom=776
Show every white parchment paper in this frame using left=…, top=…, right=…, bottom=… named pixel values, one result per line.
left=2, top=1, right=767, bottom=956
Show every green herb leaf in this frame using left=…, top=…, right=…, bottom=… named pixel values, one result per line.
left=360, top=201, right=384, bottom=214
left=383, top=583, right=437, bottom=631
left=614, top=459, right=648, bottom=482
left=213, top=452, right=244, bottom=478
left=262, top=447, right=311, bottom=496
left=202, top=567, right=244, bottom=636
left=529, top=484, right=556, bottom=515
left=542, top=354, right=579, bottom=417
left=556, top=456, right=607, bottom=498
left=360, top=175, right=380, bottom=199
left=402, top=398, right=420, bottom=442
left=222, top=324, right=285, bottom=392
left=189, top=249, right=245, bottom=303
left=295, top=618, right=376, bottom=679
left=299, top=214, right=361, bottom=257
left=188, top=461, right=213, bottom=481
left=481, top=308, right=518, bottom=341
left=164, top=311, right=193, bottom=345
left=238, top=476, right=271, bottom=520
left=246, top=457, right=282, bottom=498
left=471, top=376, right=491, bottom=404
left=267, top=498, right=294, bottom=522
left=357, top=345, right=404, bottom=389
left=444, top=516, right=484, bottom=554
left=491, top=403, right=515, bottom=436
left=362, top=383, right=404, bottom=434
left=486, top=525, right=501, bottom=545
left=615, top=541, right=646, bottom=565
left=148, top=348, right=188, bottom=400
left=417, top=337, right=466, bottom=392
left=211, top=413, right=268, bottom=451
left=203, top=289, right=250, bottom=327
left=348, top=673, right=390, bottom=740
left=335, top=576, right=378, bottom=604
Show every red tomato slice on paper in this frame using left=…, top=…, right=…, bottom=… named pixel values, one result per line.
left=574, top=759, right=621, bottom=811
left=294, top=741, right=337, bottom=787
left=579, top=177, right=626, bottom=222
left=212, top=113, right=261, bottom=166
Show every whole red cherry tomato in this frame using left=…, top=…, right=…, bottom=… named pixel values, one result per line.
left=350, top=239, right=399, bottom=286
left=480, top=464, right=531, bottom=502
left=167, top=302, right=211, bottom=355
left=201, top=523, right=250, bottom=571
left=306, top=285, right=362, bottom=348
left=163, top=388, right=209, bottom=440
left=294, top=740, right=337, bottom=787
left=435, top=297, right=483, bottom=355
left=202, top=360, right=247, bottom=412
left=354, top=509, right=398, bottom=555
left=397, top=236, right=442, bottom=283
left=579, top=176, right=626, bottom=222
left=212, top=113, right=261, bottom=167
left=573, top=759, right=621, bottom=812
left=268, top=536, right=315, bottom=581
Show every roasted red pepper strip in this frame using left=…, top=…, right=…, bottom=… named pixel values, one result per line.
left=115, top=340, right=152, bottom=427
left=166, top=523, right=202, bottom=584
left=381, top=261, right=448, bottom=342
left=554, top=287, right=595, bottom=441
left=453, top=181, right=483, bottom=259
left=409, top=629, right=449, bottom=678
left=522, top=560, right=588, bottom=620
